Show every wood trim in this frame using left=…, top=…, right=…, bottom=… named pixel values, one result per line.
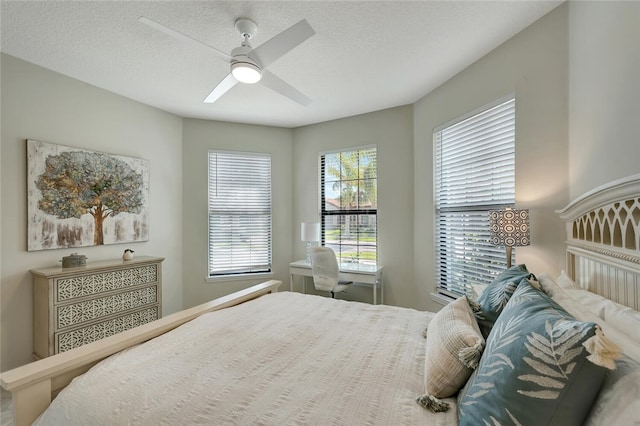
left=1, top=280, right=282, bottom=426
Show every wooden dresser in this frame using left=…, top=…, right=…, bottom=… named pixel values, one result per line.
left=31, top=256, right=164, bottom=359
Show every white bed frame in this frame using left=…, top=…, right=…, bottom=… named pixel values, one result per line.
left=2, top=174, right=640, bottom=426
left=557, top=174, right=640, bottom=309
left=0, top=279, right=282, bottom=426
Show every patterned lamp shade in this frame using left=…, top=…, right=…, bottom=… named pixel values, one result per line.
left=489, top=208, right=530, bottom=247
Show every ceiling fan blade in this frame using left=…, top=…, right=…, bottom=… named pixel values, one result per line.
left=249, top=19, right=315, bottom=68
left=139, top=16, right=232, bottom=63
left=260, top=70, right=312, bottom=106
left=203, top=73, right=239, bottom=103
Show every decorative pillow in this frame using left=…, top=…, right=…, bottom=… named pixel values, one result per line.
left=474, top=264, right=534, bottom=336
left=416, top=296, right=485, bottom=412
left=458, top=280, right=620, bottom=426
left=585, top=355, right=640, bottom=426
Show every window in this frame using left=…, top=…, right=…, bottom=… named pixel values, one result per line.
left=434, top=97, right=515, bottom=298
left=320, top=147, right=377, bottom=265
left=208, top=151, right=271, bottom=277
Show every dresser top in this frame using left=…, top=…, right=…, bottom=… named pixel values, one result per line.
left=30, top=256, right=165, bottom=278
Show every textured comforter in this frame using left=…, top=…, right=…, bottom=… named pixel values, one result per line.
left=35, top=292, right=457, bottom=425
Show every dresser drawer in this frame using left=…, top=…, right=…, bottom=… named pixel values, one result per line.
left=55, top=264, right=158, bottom=303
left=31, top=256, right=164, bottom=359
left=55, top=306, right=159, bottom=353
left=56, top=285, right=159, bottom=330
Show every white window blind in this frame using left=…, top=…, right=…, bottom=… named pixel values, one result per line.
left=208, top=151, right=272, bottom=276
left=320, top=147, right=377, bottom=265
left=434, top=97, right=515, bottom=298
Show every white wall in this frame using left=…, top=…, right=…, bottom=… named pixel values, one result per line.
left=0, top=54, right=184, bottom=370
left=413, top=4, right=569, bottom=311
left=292, top=106, right=415, bottom=307
left=568, top=1, right=640, bottom=199
left=181, top=118, right=293, bottom=308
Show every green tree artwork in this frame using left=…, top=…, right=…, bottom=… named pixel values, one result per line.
left=27, top=140, right=149, bottom=251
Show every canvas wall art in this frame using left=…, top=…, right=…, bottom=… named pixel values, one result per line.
left=27, top=139, right=150, bottom=251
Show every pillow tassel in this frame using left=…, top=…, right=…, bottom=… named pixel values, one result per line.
left=527, top=277, right=542, bottom=290
left=583, top=325, right=623, bottom=370
left=416, top=394, right=450, bottom=413
left=467, top=298, right=481, bottom=313
left=458, top=341, right=484, bottom=369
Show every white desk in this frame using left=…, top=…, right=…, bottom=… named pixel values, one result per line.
left=289, top=260, right=384, bottom=305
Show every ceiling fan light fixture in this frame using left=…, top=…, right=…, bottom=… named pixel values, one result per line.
left=231, top=61, right=262, bottom=84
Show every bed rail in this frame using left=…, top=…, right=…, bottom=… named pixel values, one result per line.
left=0, top=280, right=282, bottom=426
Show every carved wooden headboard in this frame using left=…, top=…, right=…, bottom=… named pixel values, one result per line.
left=557, top=174, right=640, bottom=310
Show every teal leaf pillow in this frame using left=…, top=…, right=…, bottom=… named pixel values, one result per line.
left=474, top=264, right=534, bottom=336
left=458, top=280, right=619, bottom=426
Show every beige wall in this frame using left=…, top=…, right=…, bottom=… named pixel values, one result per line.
left=0, top=54, right=184, bottom=370
left=181, top=118, right=293, bottom=308
left=568, top=1, right=640, bottom=199
left=292, top=106, right=415, bottom=307
left=413, top=4, right=569, bottom=311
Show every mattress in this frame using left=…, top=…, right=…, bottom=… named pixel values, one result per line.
left=35, top=292, right=457, bottom=425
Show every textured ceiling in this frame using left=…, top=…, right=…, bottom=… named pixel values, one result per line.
left=1, top=1, right=562, bottom=128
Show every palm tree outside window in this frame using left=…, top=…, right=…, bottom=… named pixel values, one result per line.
left=320, top=146, right=377, bottom=265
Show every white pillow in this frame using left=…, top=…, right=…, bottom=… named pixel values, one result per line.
left=556, top=270, right=577, bottom=289
left=553, top=286, right=606, bottom=318
left=551, top=286, right=640, bottom=363
left=600, top=298, right=640, bottom=332
left=537, top=271, right=640, bottom=362
left=554, top=271, right=640, bottom=351
left=537, top=273, right=563, bottom=297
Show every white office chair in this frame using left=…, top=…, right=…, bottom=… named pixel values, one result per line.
left=310, top=246, right=352, bottom=298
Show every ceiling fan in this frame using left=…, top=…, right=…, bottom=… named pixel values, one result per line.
left=139, top=16, right=315, bottom=106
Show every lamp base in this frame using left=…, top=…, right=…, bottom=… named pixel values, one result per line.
left=505, top=245, right=513, bottom=269
left=306, top=241, right=318, bottom=264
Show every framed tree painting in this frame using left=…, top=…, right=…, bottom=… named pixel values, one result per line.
left=27, top=139, right=150, bottom=251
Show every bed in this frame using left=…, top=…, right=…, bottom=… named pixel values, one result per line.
left=2, top=175, right=640, bottom=425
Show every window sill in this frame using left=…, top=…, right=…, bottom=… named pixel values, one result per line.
left=430, top=292, right=454, bottom=307
left=205, top=272, right=273, bottom=283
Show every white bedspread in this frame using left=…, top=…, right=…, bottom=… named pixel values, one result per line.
left=35, top=292, right=457, bottom=425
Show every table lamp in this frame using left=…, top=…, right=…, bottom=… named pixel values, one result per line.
left=301, top=222, right=320, bottom=263
left=489, top=208, right=530, bottom=268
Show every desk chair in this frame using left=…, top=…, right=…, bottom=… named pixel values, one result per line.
left=310, top=246, right=352, bottom=298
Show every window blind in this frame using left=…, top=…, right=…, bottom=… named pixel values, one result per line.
left=208, top=151, right=272, bottom=276
left=434, top=97, right=515, bottom=297
left=320, top=147, right=377, bottom=265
